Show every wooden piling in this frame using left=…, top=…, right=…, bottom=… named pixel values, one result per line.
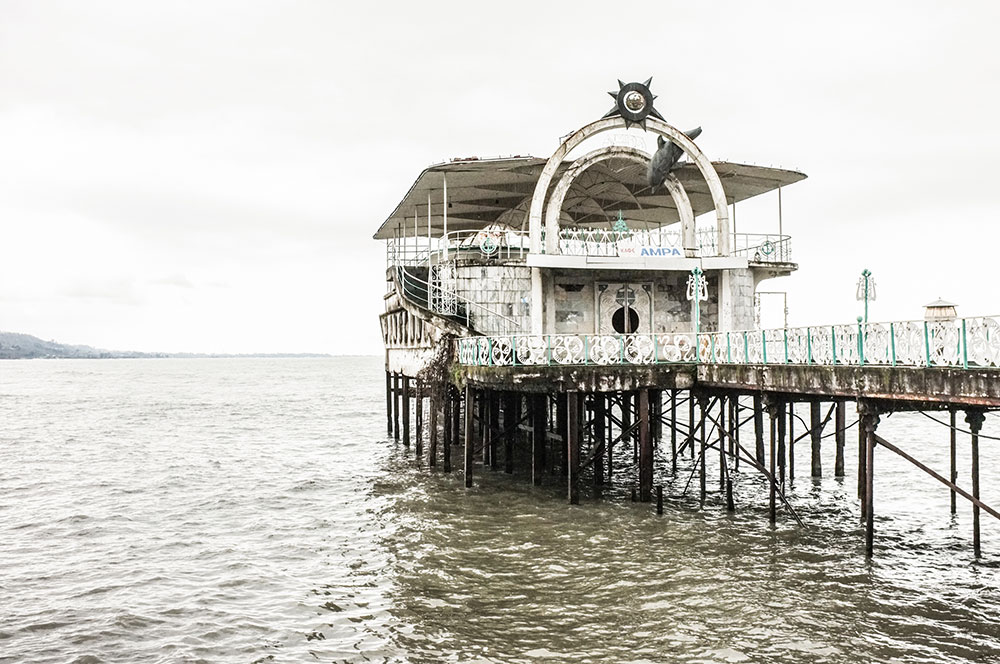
left=464, top=386, right=474, bottom=487
left=858, top=399, right=867, bottom=505
left=443, top=389, right=452, bottom=473
left=754, top=393, right=765, bottom=465
left=769, top=402, right=777, bottom=524
left=688, top=391, right=696, bottom=459
left=393, top=373, right=401, bottom=442
left=428, top=392, right=437, bottom=467
left=639, top=389, right=652, bottom=502
left=401, top=377, right=411, bottom=449
left=557, top=395, right=568, bottom=477
left=656, top=485, right=664, bottom=515
left=864, top=411, right=876, bottom=556
left=415, top=383, right=423, bottom=459
left=385, top=370, right=393, bottom=436
left=622, top=391, right=633, bottom=465
left=670, top=389, right=678, bottom=475
left=787, top=402, right=794, bottom=482
left=811, top=400, right=822, bottom=477
left=777, top=401, right=786, bottom=487
left=835, top=400, right=846, bottom=477
left=950, top=409, right=958, bottom=514
left=594, top=394, right=606, bottom=486
left=718, top=396, right=727, bottom=492
left=699, top=395, right=707, bottom=503
left=967, top=410, right=985, bottom=557
left=532, top=393, right=546, bottom=486
left=447, top=387, right=458, bottom=473
left=567, top=392, right=581, bottom=505
left=504, top=393, right=516, bottom=474
left=489, top=391, right=499, bottom=470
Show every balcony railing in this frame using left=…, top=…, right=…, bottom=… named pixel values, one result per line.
left=456, top=316, right=1000, bottom=369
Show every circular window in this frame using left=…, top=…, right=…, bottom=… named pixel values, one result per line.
left=612, top=306, right=640, bottom=334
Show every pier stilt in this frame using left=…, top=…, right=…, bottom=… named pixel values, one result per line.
left=402, top=377, right=411, bottom=449
left=386, top=370, right=393, bottom=436
left=768, top=399, right=778, bottom=524
left=622, top=392, right=633, bottom=466
left=447, top=387, right=457, bottom=473
left=594, top=394, right=606, bottom=486
left=777, top=401, right=786, bottom=487
left=835, top=400, right=846, bottom=477
left=670, top=389, right=678, bottom=475
left=568, top=392, right=581, bottom=505
left=639, top=389, right=652, bottom=502
left=504, top=393, right=516, bottom=474
left=861, top=403, right=879, bottom=556
left=443, top=389, right=452, bottom=473
left=464, top=386, right=474, bottom=488
left=966, top=409, right=985, bottom=557
left=415, top=383, right=423, bottom=460
left=754, top=393, right=765, bottom=465
left=718, top=395, right=726, bottom=492
left=393, top=374, right=401, bottom=443
left=557, top=395, right=568, bottom=477
left=811, top=400, right=822, bottom=477
left=489, top=391, right=499, bottom=470
left=699, top=395, right=707, bottom=503
left=787, top=402, right=794, bottom=483
left=532, top=394, right=546, bottom=485
left=688, top=392, right=696, bottom=459
left=950, top=410, right=958, bottom=514
left=858, top=399, right=867, bottom=504
left=427, top=392, right=437, bottom=467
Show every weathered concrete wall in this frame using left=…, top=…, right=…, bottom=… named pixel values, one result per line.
left=548, top=269, right=726, bottom=334
left=452, top=260, right=532, bottom=333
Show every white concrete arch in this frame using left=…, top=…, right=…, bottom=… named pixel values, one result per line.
left=542, top=145, right=696, bottom=256
left=527, top=116, right=730, bottom=255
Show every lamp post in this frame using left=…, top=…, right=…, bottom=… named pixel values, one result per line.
left=856, top=269, right=876, bottom=323
left=687, top=266, right=708, bottom=335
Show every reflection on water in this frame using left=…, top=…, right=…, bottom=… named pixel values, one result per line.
left=1, top=357, right=999, bottom=663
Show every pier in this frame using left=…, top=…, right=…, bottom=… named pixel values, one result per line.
left=377, top=81, right=999, bottom=557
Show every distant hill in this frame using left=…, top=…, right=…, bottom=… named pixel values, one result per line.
left=0, top=332, right=330, bottom=360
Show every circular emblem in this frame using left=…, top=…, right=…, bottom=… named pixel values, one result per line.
left=615, top=81, right=655, bottom=124
left=760, top=240, right=775, bottom=256
left=624, top=90, right=646, bottom=113
left=479, top=233, right=499, bottom=256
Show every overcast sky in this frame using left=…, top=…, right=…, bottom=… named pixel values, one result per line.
left=2, top=1, right=999, bottom=354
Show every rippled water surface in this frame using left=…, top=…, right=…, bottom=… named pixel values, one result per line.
left=2, top=357, right=1000, bottom=663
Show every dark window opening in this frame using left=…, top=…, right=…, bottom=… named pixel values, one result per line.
left=612, top=306, right=639, bottom=334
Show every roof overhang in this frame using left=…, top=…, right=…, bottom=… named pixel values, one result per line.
left=373, top=156, right=806, bottom=240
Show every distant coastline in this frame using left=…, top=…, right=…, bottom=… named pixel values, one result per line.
left=0, top=332, right=331, bottom=360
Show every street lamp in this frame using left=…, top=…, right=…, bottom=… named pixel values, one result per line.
left=856, top=268, right=876, bottom=323
left=687, top=267, right=708, bottom=334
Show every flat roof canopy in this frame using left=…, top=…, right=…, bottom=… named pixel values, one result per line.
left=373, top=155, right=806, bottom=240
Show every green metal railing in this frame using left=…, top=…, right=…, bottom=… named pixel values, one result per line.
left=456, top=315, right=1000, bottom=369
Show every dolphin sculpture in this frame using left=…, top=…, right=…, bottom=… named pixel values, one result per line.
left=647, top=127, right=703, bottom=193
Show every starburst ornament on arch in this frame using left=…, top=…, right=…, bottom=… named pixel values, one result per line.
left=603, top=78, right=665, bottom=130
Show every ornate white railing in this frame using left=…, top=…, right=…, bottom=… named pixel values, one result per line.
left=457, top=316, right=1000, bottom=369
left=553, top=227, right=792, bottom=262
left=696, top=231, right=792, bottom=263
left=457, top=333, right=700, bottom=367
left=558, top=227, right=685, bottom=258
